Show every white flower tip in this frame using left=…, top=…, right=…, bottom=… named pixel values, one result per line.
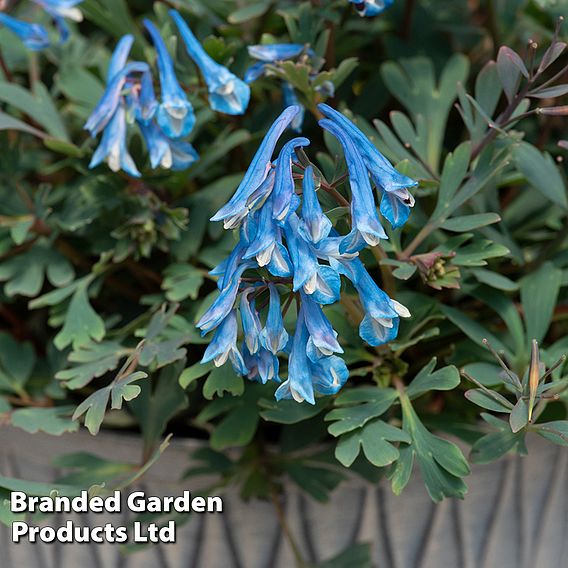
left=392, top=300, right=411, bottom=318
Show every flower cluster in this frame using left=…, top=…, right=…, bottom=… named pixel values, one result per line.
left=84, top=9, right=250, bottom=176
left=197, top=103, right=417, bottom=403
left=349, top=0, right=394, bottom=17
left=0, top=0, right=83, bottom=50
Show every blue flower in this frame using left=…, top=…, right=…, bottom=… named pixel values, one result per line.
left=311, top=355, right=348, bottom=395
left=248, top=43, right=309, bottom=62
left=89, top=103, right=140, bottom=177
left=33, top=0, right=84, bottom=44
left=244, top=345, right=280, bottom=384
left=349, top=0, right=394, bottom=17
left=107, top=34, right=134, bottom=81
left=336, top=257, right=410, bottom=346
left=169, top=9, right=250, bottom=116
left=299, top=165, right=332, bottom=243
left=281, top=83, right=305, bottom=132
left=211, top=105, right=302, bottom=227
left=318, top=103, right=417, bottom=228
left=138, top=120, right=198, bottom=171
left=272, top=137, right=310, bottom=222
left=259, top=284, right=289, bottom=355
left=320, top=118, right=388, bottom=253
left=136, top=70, right=159, bottom=124
left=0, top=13, right=49, bottom=51
left=196, top=262, right=252, bottom=335
left=85, top=61, right=149, bottom=136
left=301, top=291, right=343, bottom=358
left=201, top=310, right=248, bottom=375
left=143, top=19, right=195, bottom=139
left=275, top=308, right=315, bottom=404
left=240, top=287, right=262, bottom=354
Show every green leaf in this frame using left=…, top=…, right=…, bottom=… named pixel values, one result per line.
left=513, top=142, right=567, bottom=208
left=227, top=2, right=269, bottom=24
left=0, top=332, right=35, bottom=395
left=435, top=142, right=472, bottom=213
left=471, top=269, right=518, bottom=291
left=162, top=264, right=204, bottom=301
left=509, top=398, right=529, bottom=433
left=520, top=261, right=562, bottom=344
left=55, top=341, right=126, bottom=389
left=465, top=389, right=514, bottom=413
left=0, top=110, right=46, bottom=138
left=10, top=406, right=79, bottom=435
left=497, top=46, right=527, bottom=102
left=315, top=543, right=373, bottom=568
left=441, top=213, right=501, bottom=232
left=259, top=397, right=328, bottom=424
left=452, top=239, right=509, bottom=266
left=72, top=387, right=111, bottom=435
left=397, top=391, right=470, bottom=502
left=54, top=278, right=105, bottom=350
left=325, top=388, right=397, bottom=436
left=110, top=372, right=147, bottom=410
left=406, top=358, right=460, bottom=399
left=462, top=362, right=502, bottom=386
left=179, top=361, right=213, bottom=389
left=534, top=421, right=568, bottom=446
left=53, top=453, right=133, bottom=486
left=470, top=414, right=527, bottom=464
left=285, top=463, right=344, bottom=503
left=210, top=401, right=259, bottom=450
left=203, top=365, right=244, bottom=400
left=335, top=420, right=410, bottom=467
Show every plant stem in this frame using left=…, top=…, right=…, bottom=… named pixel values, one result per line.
left=270, top=491, right=307, bottom=568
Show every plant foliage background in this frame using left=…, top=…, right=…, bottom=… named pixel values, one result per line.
left=0, top=0, right=568, bottom=561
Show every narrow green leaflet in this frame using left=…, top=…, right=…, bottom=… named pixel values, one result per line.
left=394, top=391, right=470, bottom=502
left=0, top=333, right=35, bottom=395
left=10, top=406, right=79, bottom=436
left=259, top=397, right=329, bottom=424
left=54, top=278, right=105, bottom=350
left=520, top=262, right=562, bottom=345
left=470, top=414, right=527, bottom=464
left=406, top=358, right=461, bottom=400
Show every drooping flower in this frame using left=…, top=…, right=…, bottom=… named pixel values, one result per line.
left=211, top=105, right=302, bottom=227
left=336, top=257, right=410, bottom=346
left=349, top=0, right=394, bottom=17
left=170, top=9, right=250, bottom=116
left=89, top=103, right=140, bottom=177
left=138, top=120, right=198, bottom=171
left=33, top=0, right=84, bottom=43
left=259, top=284, right=289, bottom=355
left=299, top=166, right=332, bottom=244
left=318, top=103, right=417, bottom=228
left=201, top=310, right=248, bottom=375
left=275, top=307, right=315, bottom=404
left=281, top=83, right=304, bottom=132
left=143, top=19, right=195, bottom=138
left=301, top=291, right=343, bottom=358
left=240, top=287, right=262, bottom=354
left=320, top=118, right=388, bottom=253
left=0, top=13, right=49, bottom=51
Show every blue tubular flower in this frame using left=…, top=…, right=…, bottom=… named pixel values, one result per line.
left=89, top=104, right=140, bottom=177
left=169, top=9, right=250, bottom=116
left=281, top=83, right=304, bottom=132
left=311, top=355, right=348, bottom=395
left=244, top=62, right=267, bottom=84
left=197, top=262, right=252, bottom=335
left=301, top=292, right=343, bottom=358
left=138, top=120, right=198, bottom=171
left=259, top=284, right=289, bottom=355
left=244, top=345, right=280, bottom=384
left=143, top=19, right=195, bottom=139
left=201, top=310, right=248, bottom=375
left=300, top=166, right=332, bottom=243
left=275, top=308, right=315, bottom=404
left=338, top=257, right=410, bottom=346
left=0, top=14, right=49, bottom=51
left=211, top=105, right=302, bottom=226
left=272, top=137, right=310, bottom=222
left=85, top=62, right=149, bottom=136
left=240, top=288, right=262, bottom=354
left=248, top=43, right=308, bottom=62
left=136, top=70, right=159, bottom=124
left=33, top=0, right=84, bottom=43
left=349, top=0, right=394, bottom=17
left=107, top=35, right=134, bottom=81
left=320, top=118, right=387, bottom=253
left=318, top=103, right=417, bottom=228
